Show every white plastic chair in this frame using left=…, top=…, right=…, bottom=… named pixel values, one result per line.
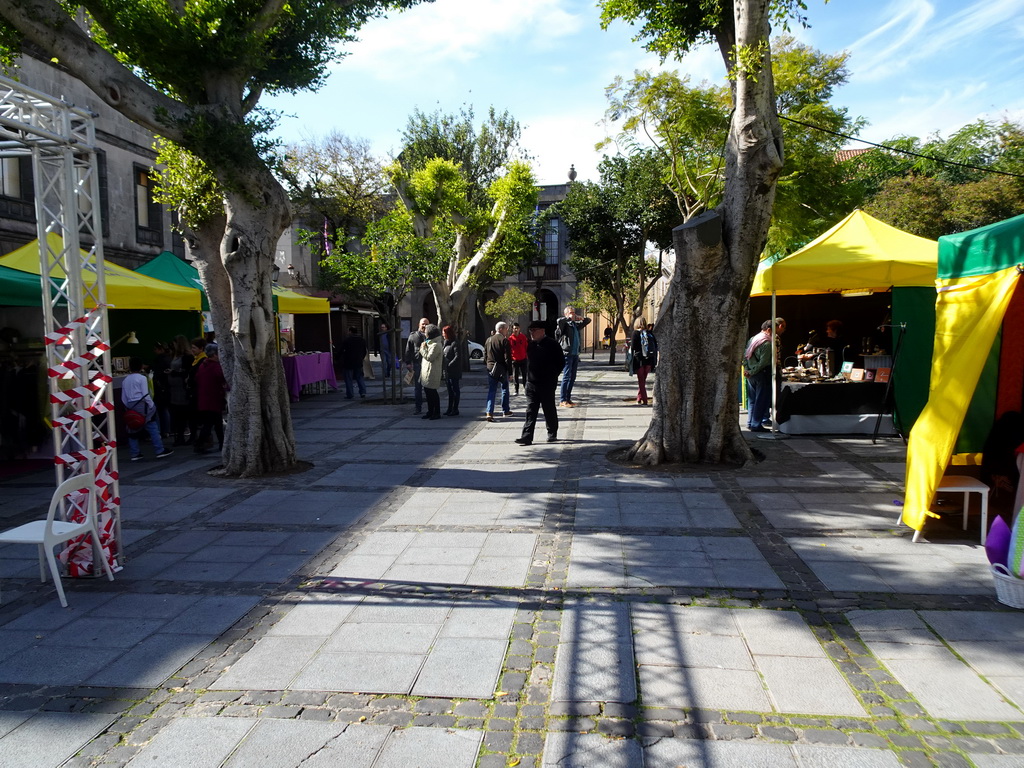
left=0, top=472, right=114, bottom=607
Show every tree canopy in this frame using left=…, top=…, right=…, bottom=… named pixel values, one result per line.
left=602, top=36, right=863, bottom=258
left=557, top=150, right=677, bottom=360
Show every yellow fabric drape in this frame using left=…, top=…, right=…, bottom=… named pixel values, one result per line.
left=903, top=266, right=1021, bottom=530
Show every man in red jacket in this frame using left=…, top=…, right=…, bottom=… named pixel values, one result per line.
left=508, top=322, right=529, bottom=396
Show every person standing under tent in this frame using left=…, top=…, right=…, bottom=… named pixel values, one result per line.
left=122, top=357, right=173, bottom=461
left=743, top=318, right=785, bottom=433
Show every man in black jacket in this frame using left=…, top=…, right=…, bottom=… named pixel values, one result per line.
left=516, top=320, right=566, bottom=446
left=404, top=317, right=428, bottom=414
left=338, top=326, right=368, bottom=399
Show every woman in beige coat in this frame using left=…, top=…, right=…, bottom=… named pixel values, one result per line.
left=419, top=324, right=444, bottom=420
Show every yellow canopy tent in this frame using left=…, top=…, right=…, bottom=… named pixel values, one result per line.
left=0, top=234, right=202, bottom=310
left=751, top=210, right=938, bottom=296
left=903, top=214, right=1024, bottom=537
left=273, top=286, right=329, bottom=314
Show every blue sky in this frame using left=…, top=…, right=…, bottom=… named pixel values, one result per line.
left=266, top=0, right=1024, bottom=186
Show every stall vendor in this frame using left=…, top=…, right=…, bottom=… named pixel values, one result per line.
left=799, top=320, right=848, bottom=365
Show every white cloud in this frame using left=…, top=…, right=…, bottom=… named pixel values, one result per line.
left=521, top=114, right=607, bottom=185
left=849, top=0, right=1024, bottom=81
left=336, top=0, right=584, bottom=78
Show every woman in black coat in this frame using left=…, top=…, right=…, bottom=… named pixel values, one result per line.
left=629, top=318, right=658, bottom=406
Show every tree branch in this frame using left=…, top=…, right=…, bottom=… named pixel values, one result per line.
left=0, top=0, right=191, bottom=141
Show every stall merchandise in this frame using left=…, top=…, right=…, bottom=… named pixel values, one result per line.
left=904, top=213, right=1024, bottom=538
left=0, top=235, right=201, bottom=310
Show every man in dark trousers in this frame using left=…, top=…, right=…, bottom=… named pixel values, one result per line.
left=516, top=320, right=566, bottom=446
left=338, top=326, right=368, bottom=399
left=404, top=317, right=428, bottom=414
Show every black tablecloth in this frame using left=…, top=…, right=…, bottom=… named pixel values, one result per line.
left=777, top=381, right=888, bottom=424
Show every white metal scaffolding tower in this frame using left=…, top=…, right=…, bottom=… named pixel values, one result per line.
left=0, top=73, right=121, bottom=573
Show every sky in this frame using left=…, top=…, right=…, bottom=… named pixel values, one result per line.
left=265, top=0, right=1024, bottom=186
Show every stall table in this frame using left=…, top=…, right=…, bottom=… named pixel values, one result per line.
left=777, top=380, right=895, bottom=435
left=281, top=353, right=337, bottom=402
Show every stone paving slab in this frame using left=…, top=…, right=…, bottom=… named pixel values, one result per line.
left=542, top=732, right=643, bottom=767
left=213, top=594, right=516, bottom=698
left=849, top=610, right=1023, bottom=721
left=385, top=491, right=549, bottom=528
left=554, top=603, right=862, bottom=715
left=0, top=592, right=261, bottom=687
left=574, top=490, right=740, bottom=529
left=0, top=712, right=117, bottom=768
left=750, top=491, right=903, bottom=529
left=420, top=463, right=558, bottom=490
left=124, top=717, right=482, bottom=768
left=643, top=739, right=902, bottom=768
left=327, top=531, right=537, bottom=586
left=567, top=533, right=784, bottom=589
left=208, top=490, right=379, bottom=526
left=787, top=534, right=991, bottom=593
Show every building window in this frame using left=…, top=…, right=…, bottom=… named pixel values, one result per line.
left=0, top=155, right=34, bottom=222
left=2, top=157, right=21, bottom=198
left=543, top=218, right=560, bottom=265
left=134, top=165, right=163, bottom=246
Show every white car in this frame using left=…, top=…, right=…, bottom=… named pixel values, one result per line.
left=467, top=340, right=484, bottom=359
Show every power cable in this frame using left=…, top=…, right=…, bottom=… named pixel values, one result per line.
left=778, top=114, right=1024, bottom=180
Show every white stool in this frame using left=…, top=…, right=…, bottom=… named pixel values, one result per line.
left=935, top=475, right=990, bottom=544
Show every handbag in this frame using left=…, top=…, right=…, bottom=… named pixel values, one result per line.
left=403, top=369, right=416, bottom=387
left=124, top=397, right=148, bottom=432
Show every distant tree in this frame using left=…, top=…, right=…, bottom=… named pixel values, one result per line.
left=281, top=132, right=390, bottom=263
left=0, top=0, right=425, bottom=477
left=374, top=108, right=540, bottom=336
left=556, top=151, right=677, bottom=364
left=484, top=286, right=536, bottom=324
left=859, top=120, right=1024, bottom=237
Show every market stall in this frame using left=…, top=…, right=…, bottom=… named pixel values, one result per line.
left=904, top=213, right=1024, bottom=538
left=751, top=210, right=938, bottom=435
left=136, top=252, right=335, bottom=399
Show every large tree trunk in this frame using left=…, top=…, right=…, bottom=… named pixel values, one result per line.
left=206, top=166, right=298, bottom=477
left=628, top=0, right=784, bottom=466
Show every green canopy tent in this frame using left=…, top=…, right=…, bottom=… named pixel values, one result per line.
left=134, top=251, right=208, bottom=309
left=0, top=264, right=52, bottom=306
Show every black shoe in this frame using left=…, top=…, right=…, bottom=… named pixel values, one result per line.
left=514, top=437, right=532, bottom=446
left=428, top=415, right=441, bottom=420
left=422, top=413, right=432, bottom=419
left=451, top=409, right=460, bottom=416
left=547, top=436, right=558, bottom=443
left=156, top=449, right=174, bottom=459
left=748, top=425, right=768, bottom=433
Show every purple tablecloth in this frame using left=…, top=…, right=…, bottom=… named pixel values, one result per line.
left=281, top=353, right=337, bottom=402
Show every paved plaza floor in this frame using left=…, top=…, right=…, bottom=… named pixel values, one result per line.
left=1, top=359, right=1023, bottom=768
